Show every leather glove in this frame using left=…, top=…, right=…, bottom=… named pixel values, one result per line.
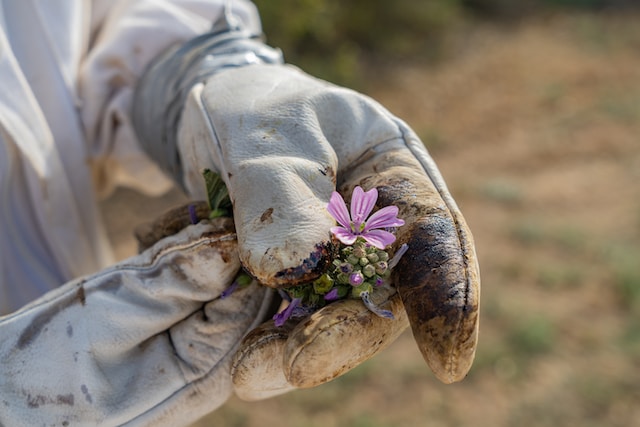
left=133, top=15, right=480, bottom=400
left=0, top=215, right=273, bottom=426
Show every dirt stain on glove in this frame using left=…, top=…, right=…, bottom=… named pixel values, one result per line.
left=15, top=282, right=90, bottom=350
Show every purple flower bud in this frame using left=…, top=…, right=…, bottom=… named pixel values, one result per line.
left=349, top=272, right=364, bottom=286
left=339, top=262, right=353, bottom=274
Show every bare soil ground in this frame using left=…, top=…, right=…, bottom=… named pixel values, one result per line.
left=102, top=11, right=640, bottom=427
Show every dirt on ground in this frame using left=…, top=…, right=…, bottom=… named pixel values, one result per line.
left=102, top=11, right=640, bottom=427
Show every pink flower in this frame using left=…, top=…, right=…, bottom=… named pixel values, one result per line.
left=327, top=186, right=404, bottom=249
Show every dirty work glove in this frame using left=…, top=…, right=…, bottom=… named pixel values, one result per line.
left=0, top=214, right=273, bottom=426
left=133, top=17, right=480, bottom=400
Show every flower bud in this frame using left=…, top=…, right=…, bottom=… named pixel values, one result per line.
left=336, top=273, right=350, bottom=285
left=375, top=261, right=388, bottom=275
left=351, top=282, right=373, bottom=298
left=347, top=254, right=360, bottom=266
left=359, top=257, right=369, bottom=266
left=313, top=273, right=334, bottom=294
left=341, top=246, right=354, bottom=256
left=339, top=262, right=353, bottom=274
left=363, top=264, right=376, bottom=278
left=376, top=251, right=389, bottom=262
left=352, top=244, right=366, bottom=258
left=367, top=252, right=379, bottom=263
left=349, top=272, right=364, bottom=286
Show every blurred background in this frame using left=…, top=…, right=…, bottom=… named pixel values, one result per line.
left=102, top=1, right=640, bottom=425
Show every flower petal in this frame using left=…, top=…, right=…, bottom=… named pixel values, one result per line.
left=324, top=288, right=340, bottom=301
left=350, top=186, right=377, bottom=224
left=362, top=229, right=397, bottom=249
left=327, top=191, right=351, bottom=228
left=330, top=226, right=358, bottom=245
left=364, top=206, right=405, bottom=231
left=188, top=204, right=199, bottom=225
left=273, top=297, right=302, bottom=327
left=220, top=280, right=239, bottom=299
left=388, top=243, right=409, bottom=269
left=361, top=291, right=394, bottom=319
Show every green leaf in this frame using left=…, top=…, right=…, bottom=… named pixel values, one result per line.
left=202, top=169, right=232, bottom=218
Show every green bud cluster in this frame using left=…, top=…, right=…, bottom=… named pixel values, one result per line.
left=338, top=239, right=391, bottom=297
left=286, top=238, right=392, bottom=309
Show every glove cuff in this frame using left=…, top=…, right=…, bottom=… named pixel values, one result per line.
left=132, top=15, right=284, bottom=186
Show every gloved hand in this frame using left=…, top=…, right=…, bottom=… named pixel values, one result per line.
left=0, top=214, right=273, bottom=426
left=133, top=15, right=480, bottom=401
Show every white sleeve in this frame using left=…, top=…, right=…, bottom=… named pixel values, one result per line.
left=0, top=0, right=261, bottom=315
left=0, top=1, right=114, bottom=314
left=0, top=219, right=272, bottom=426
left=80, top=0, right=262, bottom=197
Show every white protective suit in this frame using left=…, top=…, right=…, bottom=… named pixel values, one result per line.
left=0, top=1, right=270, bottom=425
left=0, top=0, right=260, bottom=313
left=0, top=0, right=481, bottom=425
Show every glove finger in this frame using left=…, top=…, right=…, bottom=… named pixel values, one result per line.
left=181, top=67, right=344, bottom=288
left=283, top=288, right=408, bottom=388
left=231, top=319, right=298, bottom=401
left=231, top=286, right=408, bottom=398
left=338, top=128, right=481, bottom=384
